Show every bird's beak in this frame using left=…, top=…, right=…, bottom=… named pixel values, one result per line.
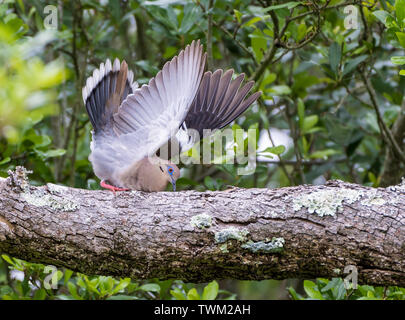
left=171, top=177, right=176, bottom=191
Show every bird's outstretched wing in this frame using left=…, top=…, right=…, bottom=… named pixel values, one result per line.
left=86, top=40, right=206, bottom=181
left=176, top=69, right=261, bottom=152
left=112, top=40, right=206, bottom=159
left=82, top=58, right=138, bottom=134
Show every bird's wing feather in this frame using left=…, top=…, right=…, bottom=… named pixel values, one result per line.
left=110, top=40, right=206, bottom=163
left=82, top=58, right=138, bottom=133
left=83, top=58, right=139, bottom=183
left=177, top=69, right=261, bottom=152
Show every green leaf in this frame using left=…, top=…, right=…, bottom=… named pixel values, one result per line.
left=250, top=28, right=267, bottom=62
left=163, top=46, right=177, bottom=59
left=35, top=148, right=66, bottom=159
left=0, top=157, right=11, bottom=165
left=126, top=282, right=139, bottom=294
left=111, top=278, right=131, bottom=295
left=202, top=281, right=219, bottom=300
left=102, top=277, right=116, bottom=294
left=310, top=149, right=340, bottom=159
left=1, top=254, right=14, bottom=265
left=320, top=278, right=341, bottom=293
left=243, top=16, right=267, bottom=28
left=204, top=176, right=216, bottom=190
left=176, top=177, right=198, bottom=187
left=170, top=288, right=187, bottom=300
left=268, top=85, right=291, bottom=95
left=395, top=0, right=405, bottom=27
left=67, top=283, right=82, bottom=300
left=187, top=288, right=200, bottom=300
left=107, top=295, right=138, bottom=300
left=391, top=56, right=405, bottom=65
left=296, top=23, right=307, bottom=42
left=64, top=269, right=73, bottom=285
left=260, top=145, right=286, bottom=155
left=399, top=69, right=405, bottom=75
left=297, top=98, right=305, bottom=130
left=372, top=10, right=390, bottom=25
left=367, top=290, right=376, bottom=298
left=341, top=55, right=367, bottom=77
left=368, top=172, right=378, bottom=186
left=329, top=42, right=341, bottom=75
left=33, top=288, right=47, bottom=300
left=137, top=283, right=160, bottom=293
left=85, top=279, right=101, bottom=295
left=263, top=72, right=277, bottom=86
left=179, top=3, right=201, bottom=34
left=264, top=2, right=300, bottom=12
left=288, top=287, right=302, bottom=300
left=396, top=32, right=405, bottom=48
left=303, top=280, right=324, bottom=300
left=134, top=60, right=159, bottom=75
left=365, top=113, right=380, bottom=133
left=302, top=115, right=319, bottom=134
left=234, top=9, right=242, bottom=24
left=304, top=126, right=323, bottom=134
left=23, top=130, right=51, bottom=147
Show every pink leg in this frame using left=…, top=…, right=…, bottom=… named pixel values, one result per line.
left=100, top=180, right=130, bottom=194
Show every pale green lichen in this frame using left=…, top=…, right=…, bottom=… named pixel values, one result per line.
left=214, top=227, right=249, bottom=243
left=241, top=237, right=285, bottom=253
left=22, top=190, right=79, bottom=212
left=46, top=183, right=70, bottom=194
left=361, top=196, right=386, bottom=206
left=9, top=167, right=79, bottom=212
left=190, top=213, right=212, bottom=229
left=219, top=243, right=229, bottom=253
left=293, top=188, right=363, bottom=216
left=359, top=189, right=386, bottom=207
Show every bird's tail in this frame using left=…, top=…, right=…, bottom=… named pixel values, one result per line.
left=82, top=58, right=138, bottom=134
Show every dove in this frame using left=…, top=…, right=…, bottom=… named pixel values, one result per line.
left=82, top=40, right=261, bottom=192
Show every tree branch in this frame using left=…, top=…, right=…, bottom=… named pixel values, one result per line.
left=380, top=101, right=405, bottom=186
left=0, top=168, right=404, bottom=286
left=360, top=71, right=405, bottom=163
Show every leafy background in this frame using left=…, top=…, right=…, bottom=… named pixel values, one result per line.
left=0, top=0, right=404, bottom=300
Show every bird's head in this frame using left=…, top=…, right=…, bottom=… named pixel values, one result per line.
left=158, top=163, right=180, bottom=191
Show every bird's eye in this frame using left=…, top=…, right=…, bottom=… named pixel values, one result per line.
left=168, top=167, right=174, bottom=174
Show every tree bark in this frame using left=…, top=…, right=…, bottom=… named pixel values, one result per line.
left=0, top=168, right=404, bottom=287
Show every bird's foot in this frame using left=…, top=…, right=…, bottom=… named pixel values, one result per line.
left=100, top=180, right=130, bottom=194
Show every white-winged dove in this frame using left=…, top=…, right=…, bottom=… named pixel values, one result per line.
left=82, top=40, right=261, bottom=192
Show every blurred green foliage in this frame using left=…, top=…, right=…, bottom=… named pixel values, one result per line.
left=0, top=254, right=232, bottom=300
left=0, top=9, right=64, bottom=141
left=0, top=0, right=404, bottom=300
left=2, top=254, right=404, bottom=300
left=289, top=278, right=405, bottom=300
